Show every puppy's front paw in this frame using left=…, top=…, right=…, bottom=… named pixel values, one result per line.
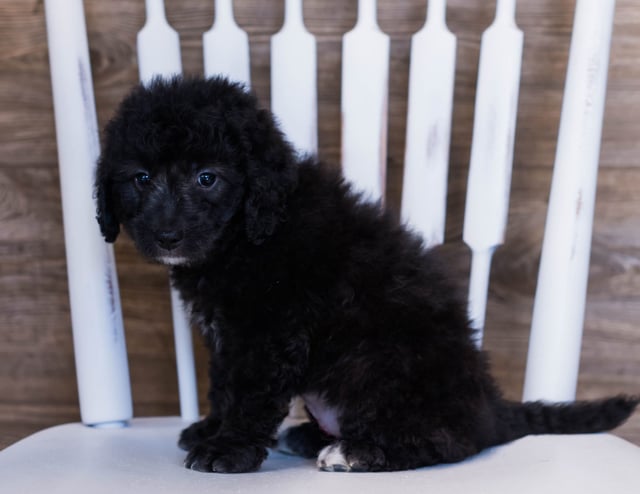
left=178, top=417, right=220, bottom=451
left=185, top=442, right=268, bottom=473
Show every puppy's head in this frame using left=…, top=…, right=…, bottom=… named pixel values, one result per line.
left=96, top=76, right=297, bottom=265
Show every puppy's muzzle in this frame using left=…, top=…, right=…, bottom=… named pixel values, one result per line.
left=155, top=230, right=184, bottom=251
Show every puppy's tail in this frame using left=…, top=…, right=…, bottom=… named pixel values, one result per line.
left=492, top=394, right=639, bottom=445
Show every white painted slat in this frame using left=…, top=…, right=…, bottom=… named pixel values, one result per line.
left=44, top=0, right=132, bottom=427
left=137, top=0, right=199, bottom=423
left=463, top=0, right=523, bottom=345
left=341, top=0, right=390, bottom=201
left=169, top=281, right=199, bottom=422
left=400, top=0, right=456, bottom=247
left=203, top=0, right=251, bottom=86
left=271, top=0, right=318, bottom=155
left=272, top=2, right=318, bottom=421
left=137, top=0, right=182, bottom=83
left=523, top=0, right=616, bottom=402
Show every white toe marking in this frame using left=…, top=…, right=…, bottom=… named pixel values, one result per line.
left=317, top=443, right=349, bottom=471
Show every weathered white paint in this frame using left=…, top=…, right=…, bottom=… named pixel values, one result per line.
left=463, top=0, right=523, bottom=345
left=44, top=0, right=132, bottom=426
left=137, top=0, right=182, bottom=83
left=341, top=0, right=390, bottom=202
left=271, top=0, right=318, bottom=156
left=523, top=0, right=616, bottom=402
left=400, top=0, right=456, bottom=247
left=138, top=0, right=199, bottom=423
left=203, top=0, right=251, bottom=86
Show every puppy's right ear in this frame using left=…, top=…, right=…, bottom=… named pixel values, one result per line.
left=95, top=170, right=120, bottom=243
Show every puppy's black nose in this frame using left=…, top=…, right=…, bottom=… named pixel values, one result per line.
left=155, top=230, right=184, bottom=250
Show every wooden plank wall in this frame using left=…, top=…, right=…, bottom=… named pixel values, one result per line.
left=1, top=0, right=639, bottom=449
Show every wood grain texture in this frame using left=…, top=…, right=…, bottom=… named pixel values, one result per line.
left=1, top=0, right=639, bottom=449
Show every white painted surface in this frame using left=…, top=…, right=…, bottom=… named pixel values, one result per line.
left=203, top=0, right=251, bottom=86
left=137, top=0, right=199, bottom=422
left=169, top=288, right=199, bottom=422
left=44, top=0, right=132, bottom=426
left=463, top=0, right=523, bottom=344
left=137, top=0, right=182, bottom=83
left=341, top=0, right=390, bottom=201
left=467, top=247, right=496, bottom=347
left=400, top=0, right=456, bottom=247
left=2, top=418, right=640, bottom=493
left=271, top=0, right=318, bottom=156
left=523, top=0, right=617, bottom=402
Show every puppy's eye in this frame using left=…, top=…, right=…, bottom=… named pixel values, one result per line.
left=134, top=172, right=151, bottom=187
left=197, top=173, right=217, bottom=188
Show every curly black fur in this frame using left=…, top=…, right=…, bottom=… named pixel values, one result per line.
left=96, top=76, right=638, bottom=473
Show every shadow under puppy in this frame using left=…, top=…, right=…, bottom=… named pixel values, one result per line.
left=96, top=76, right=638, bottom=473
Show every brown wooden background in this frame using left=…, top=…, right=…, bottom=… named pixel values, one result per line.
left=1, top=0, right=639, bottom=450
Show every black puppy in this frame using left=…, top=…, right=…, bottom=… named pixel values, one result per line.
left=96, top=76, right=638, bottom=473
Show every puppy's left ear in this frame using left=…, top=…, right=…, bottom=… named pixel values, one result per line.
left=244, top=109, right=298, bottom=245
left=95, top=170, right=120, bottom=243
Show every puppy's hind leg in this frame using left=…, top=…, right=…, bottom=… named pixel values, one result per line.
left=316, top=404, right=481, bottom=473
left=277, top=421, right=334, bottom=458
left=317, top=429, right=478, bottom=472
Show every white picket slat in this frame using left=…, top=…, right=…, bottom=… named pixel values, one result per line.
left=203, top=0, right=251, bottom=86
left=137, top=0, right=182, bottom=83
left=400, top=0, right=456, bottom=247
left=463, top=0, right=523, bottom=345
left=523, top=0, right=617, bottom=402
left=44, top=0, right=132, bottom=426
left=341, top=0, right=390, bottom=201
left=137, top=0, right=199, bottom=423
left=271, top=0, right=318, bottom=155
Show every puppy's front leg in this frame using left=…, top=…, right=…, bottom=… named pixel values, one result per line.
left=184, top=351, right=293, bottom=473
left=178, top=415, right=220, bottom=451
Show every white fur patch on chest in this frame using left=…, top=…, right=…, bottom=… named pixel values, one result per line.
left=302, top=393, right=341, bottom=438
left=187, top=305, right=222, bottom=351
left=158, top=256, right=189, bottom=266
